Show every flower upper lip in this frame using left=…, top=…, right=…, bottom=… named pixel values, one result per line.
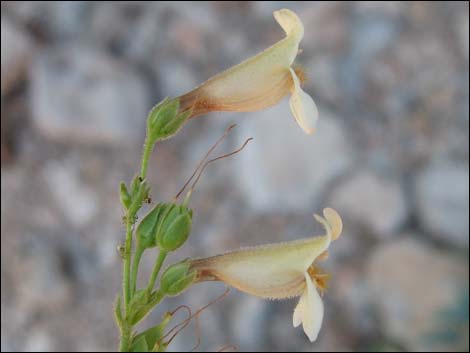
left=178, top=8, right=319, bottom=135
left=189, top=208, right=343, bottom=342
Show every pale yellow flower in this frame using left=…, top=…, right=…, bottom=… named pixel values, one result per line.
left=179, top=8, right=318, bottom=134
left=190, top=208, right=342, bottom=341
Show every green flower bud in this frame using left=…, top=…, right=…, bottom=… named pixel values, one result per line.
left=135, top=202, right=193, bottom=252
left=147, top=98, right=190, bottom=142
left=156, top=204, right=193, bottom=252
left=119, top=182, right=132, bottom=210
left=160, top=261, right=196, bottom=297
left=135, top=203, right=167, bottom=249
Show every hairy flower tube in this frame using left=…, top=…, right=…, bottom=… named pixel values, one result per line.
left=189, top=208, right=342, bottom=342
left=178, top=8, right=318, bottom=134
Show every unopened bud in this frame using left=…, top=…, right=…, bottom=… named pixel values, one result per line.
left=156, top=203, right=193, bottom=252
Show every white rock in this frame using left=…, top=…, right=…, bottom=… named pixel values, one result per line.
left=30, top=45, right=148, bottom=146
left=367, top=237, right=469, bottom=351
left=415, top=161, right=469, bottom=248
left=235, top=103, right=353, bottom=212
left=42, top=160, right=98, bottom=228
left=329, top=171, right=407, bottom=236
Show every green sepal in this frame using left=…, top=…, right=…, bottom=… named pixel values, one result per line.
left=160, top=260, right=196, bottom=297
left=146, top=98, right=190, bottom=142
left=157, top=109, right=191, bottom=141
left=130, top=174, right=142, bottom=195
left=132, top=312, right=172, bottom=352
left=129, top=291, right=162, bottom=326
left=119, top=182, right=132, bottom=210
left=136, top=204, right=166, bottom=249
left=114, top=295, right=123, bottom=329
left=128, top=178, right=150, bottom=219
left=128, top=289, right=149, bottom=318
left=130, top=335, right=149, bottom=352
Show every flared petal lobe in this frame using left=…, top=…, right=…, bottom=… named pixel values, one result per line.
left=293, top=273, right=324, bottom=342
left=289, top=68, right=319, bottom=134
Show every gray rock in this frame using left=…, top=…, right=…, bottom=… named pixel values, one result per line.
left=331, top=264, right=376, bottom=336
left=230, top=295, right=268, bottom=349
left=42, top=160, right=98, bottom=228
left=15, top=235, right=73, bottom=314
left=30, top=45, right=148, bottom=146
left=415, top=161, right=469, bottom=248
left=3, top=1, right=91, bottom=40
left=1, top=17, right=34, bottom=94
left=235, top=104, right=353, bottom=212
left=329, top=171, right=407, bottom=237
left=308, top=54, right=342, bottom=105
left=367, top=237, right=469, bottom=351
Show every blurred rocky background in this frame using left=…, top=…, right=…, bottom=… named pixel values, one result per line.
left=1, top=1, right=468, bottom=352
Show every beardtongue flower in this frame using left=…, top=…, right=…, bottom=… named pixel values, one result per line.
left=189, top=208, right=342, bottom=342
left=178, top=8, right=319, bottom=135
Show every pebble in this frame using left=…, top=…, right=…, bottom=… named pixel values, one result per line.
left=235, top=103, right=353, bottom=212
left=30, top=45, right=148, bottom=146
left=367, top=237, right=469, bottom=351
left=329, top=171, right=407, bottom=237
left=415, top=161, right=469, bottom=248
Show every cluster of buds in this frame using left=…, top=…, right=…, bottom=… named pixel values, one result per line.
left=136, top=203, right=193, bottom=252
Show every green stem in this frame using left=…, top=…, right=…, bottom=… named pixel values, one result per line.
left=119, top=223, right=133, bottom=353
left=140, top=138, right=154, bottom=180
left=130, top=246, right=145, bottom=296
left=123, top=219, right=133, bottom=307
left=119, top=324, right=131, bottom=352
left=146, top=250, right=168, bottom=294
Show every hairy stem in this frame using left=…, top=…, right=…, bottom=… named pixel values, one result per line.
left=123, top=219, right=133, bottom=307
left=140, top=138, right=154, bottom=180
left=119, top=218, right=133, bottom=352
left=119, top=323, right=132, bottom=352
